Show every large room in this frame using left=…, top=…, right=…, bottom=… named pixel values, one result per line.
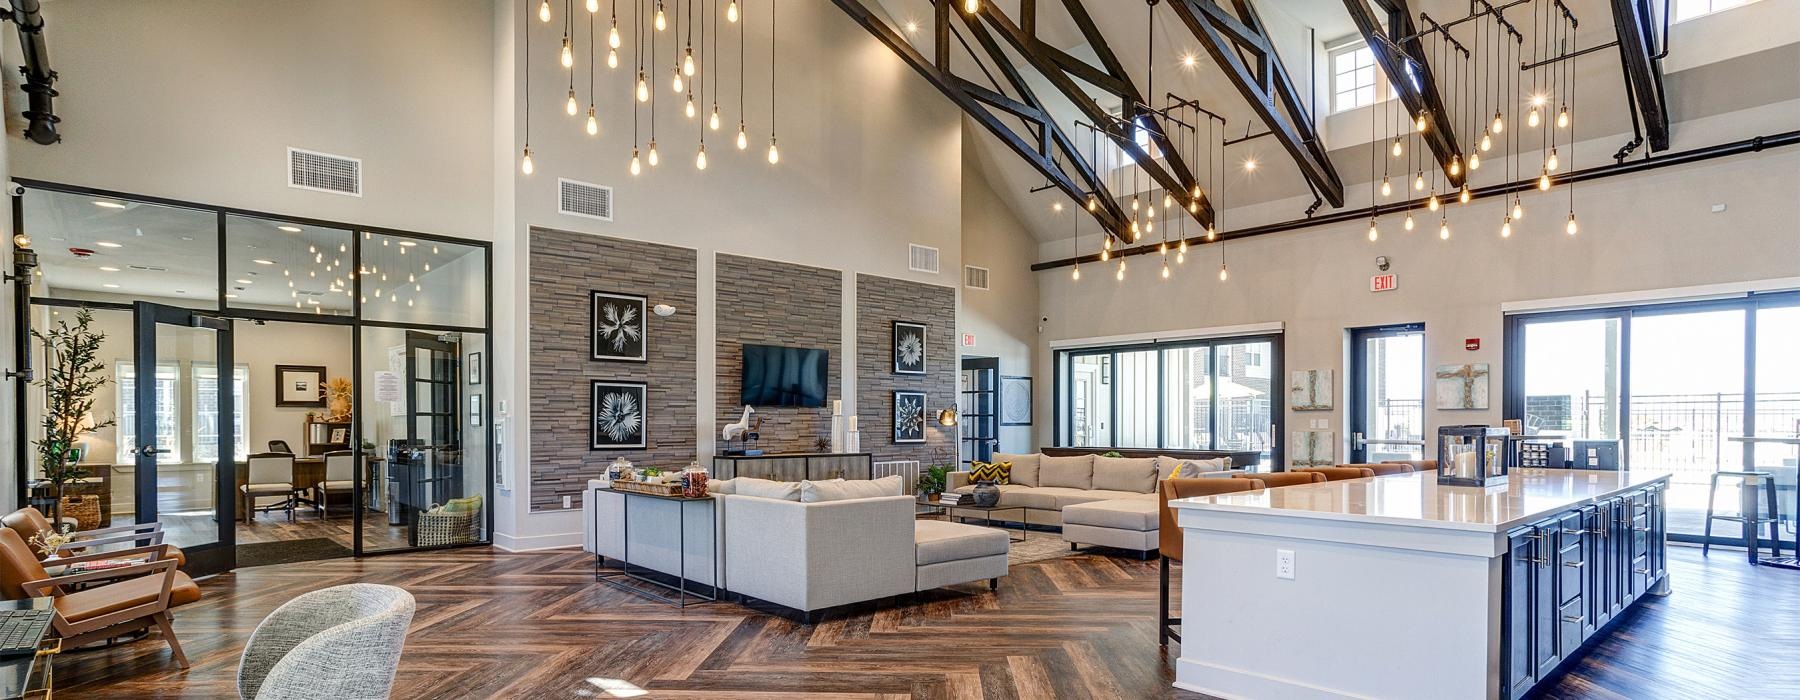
left=0, top=0, right=1794, bottom=697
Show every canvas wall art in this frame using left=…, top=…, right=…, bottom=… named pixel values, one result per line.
left=590, top=380, right=647, bottom=450
left=892, top=390, right=927, bottom=443
left=591, top=291, right=648, bottom=362
left=892, top=321, right=927, bottom=375
left=1290, top=430, right=1335, bottom=468
left=1435, top=363, right=1491, bottom=410
left=1289, top=369, right=1334, bottom=411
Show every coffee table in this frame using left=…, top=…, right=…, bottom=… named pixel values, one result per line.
left=918, top=502, right=1028, bottom=542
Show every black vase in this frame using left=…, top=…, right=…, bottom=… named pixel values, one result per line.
left=971, top=481, right=1001, bottom=507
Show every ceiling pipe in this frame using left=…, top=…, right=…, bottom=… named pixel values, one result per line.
left=1031, top=129, right=1800, bottom=271
left=7, top=0, right=59, bottom=145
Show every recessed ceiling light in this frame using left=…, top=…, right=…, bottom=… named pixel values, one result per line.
left=277, top=225, right=303, bottom=233
left=98, top=266, right=120, bottom=272
left=224, top=293, right=238, bottom=299
left=179, top=236, right=194, bottom=241
left=252, top=259, right=275, bottom=265
left=396, top=241, right=417, bottom=247
left=95, top=241, right=123, bottom=248
left=93, top=201, right=127, bottom=209
left=306, top=299, right=321, bottom=305
left=102, top=283, right=120, bottom=288
left=235, top=278, right=254, bottom=284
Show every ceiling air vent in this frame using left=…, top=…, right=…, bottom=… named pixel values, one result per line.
left=908, top=244, right=941, bottom=274
left=558, top=178, right=614, bottom=221
left=964, top=265, right=990, bottom=290
left=287, top=147, right=362, bottom=197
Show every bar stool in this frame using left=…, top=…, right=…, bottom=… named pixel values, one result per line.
left=1703, top=469, right=1782, bottom=562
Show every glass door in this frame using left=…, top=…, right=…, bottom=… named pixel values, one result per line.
left=132, top=302, right=235, bottom=575
left=959, top=357, right=998, bottom=468
left=1632, top=308, right=1746, bottom=538
left=390, top=331, right=461, bottom=548
left=1349, top=324, right=1425, bottom=463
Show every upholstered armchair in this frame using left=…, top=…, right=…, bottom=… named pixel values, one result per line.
left=1, top=506, right=186, bottom=567
left=1157, top=477, right=1262, bottom=646
left=238, top=583, right=416, bottom=700
left=0, top=527, right=200, bottom=667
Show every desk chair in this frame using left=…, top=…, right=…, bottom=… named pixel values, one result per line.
left=268, top=440, right=295, bottom=455
left=243, top=452, right=301, bottom=522
left=0, top=527, right=199, bottom=668
left=1157, top=477, right=1264, bottom=646
left=316, top=451, right=357, bottom=520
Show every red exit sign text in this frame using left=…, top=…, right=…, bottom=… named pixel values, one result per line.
left=1370, top=274, right=1398, bottom=292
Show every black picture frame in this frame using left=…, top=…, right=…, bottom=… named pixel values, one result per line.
left=591, top=291, right=649, bottom=362
left=1000, top=375, right=1033, bottom=426
left=470, top=394, right=483, bottom=427
left=468, top=352, right=483, bottom=385
left=892, top=390, right=927, bottom=444
left=274, top=364, right=327, bottom=407
left=591, top=380, right=648, bottom=450
left=892, top=321, right=927, bottom=375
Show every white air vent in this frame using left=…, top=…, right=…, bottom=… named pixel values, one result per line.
left=287, top=147, right=363, bottom=197
left=558, top=178, right=614, bottom=221
left=964, top=265, right=990, bottom=290
left=908, top=244, right=941, bottom=274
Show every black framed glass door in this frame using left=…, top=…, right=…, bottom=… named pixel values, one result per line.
left=1349, top=324, right=1425, bottom=463
left=960, top=357, right=998, bottom=468
left=132, top=301, right=235, bottom=576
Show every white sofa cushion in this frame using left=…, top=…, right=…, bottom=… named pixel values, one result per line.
left=1062, top=499, right=1159, bottom=531
left=1093, top=456, right=1158, bottom=493
left=1026, top=487, right=1141, bottom=510
left=914, top=519, right=1010, bottom=566
left=800, top=475, right=903, bottom=503
left=992, top=452, right=1041, bottom=487
left=1039, top=455, right=1094, bottom=490
left=734, top=477, right=802, bottom=501
left=1156, top=456, right=1232, bottom=480
left=707, top=478, right=737, bottom=494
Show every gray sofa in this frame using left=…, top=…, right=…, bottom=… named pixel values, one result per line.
left=948, top=452, right=1238, bottom=553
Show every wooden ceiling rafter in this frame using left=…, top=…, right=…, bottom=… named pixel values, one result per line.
left=1610, top=0, right=1671, bottom=152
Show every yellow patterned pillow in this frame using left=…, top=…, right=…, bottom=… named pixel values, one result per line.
left=969, top=460, right=1012, bottom=485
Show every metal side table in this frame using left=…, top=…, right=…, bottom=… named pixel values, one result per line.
left=592, top=487, right=719, bottom=607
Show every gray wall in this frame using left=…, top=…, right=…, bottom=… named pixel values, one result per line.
left=856, top=274, right=958, bottom=465
left=714, top=254, right=842, bottom=455
left=959, top=139, right=1044, bottom=453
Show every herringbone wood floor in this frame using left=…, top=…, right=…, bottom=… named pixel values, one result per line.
left=50, top=545, right=1800, bottom=698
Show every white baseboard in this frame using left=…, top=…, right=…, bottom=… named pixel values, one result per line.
left=492, top=530, right=583, bottom=552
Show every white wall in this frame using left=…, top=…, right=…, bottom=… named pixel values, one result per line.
left=491, top=1, right=965, bottom=549
left=959, top=133, right=1042, bottom=453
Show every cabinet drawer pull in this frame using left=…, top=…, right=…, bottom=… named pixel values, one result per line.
left=1633, top=526, right=1651, bottom=533
left=1562, top=528, right=1585, bottom=536
left=1562, top=615, right=1585, bottom=623
left=1634, top=567, right=1651, bottom=574
left=1588, top=528, right=1608, bottom=537
left=1563, top=561, right=1585, bottom=569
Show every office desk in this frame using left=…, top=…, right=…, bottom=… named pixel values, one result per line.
left=233, top=457, right=383, bottom=522
left=0, top=598, right=55, bottom=700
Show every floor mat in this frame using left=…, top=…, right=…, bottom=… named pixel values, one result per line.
left=235, top=537, right=354, bottom=569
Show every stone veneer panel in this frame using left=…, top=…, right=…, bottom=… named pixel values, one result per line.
left=529, top=229, right=698, bottom=512
left=715, top=254, right=843, bottom=455
left=856, top=274, right=957, bottom=465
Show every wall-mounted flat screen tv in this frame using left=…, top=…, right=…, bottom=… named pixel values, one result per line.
left=741, top=344, right=830, bottom=407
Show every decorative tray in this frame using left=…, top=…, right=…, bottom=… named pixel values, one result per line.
left=609, top=479, right=686, bottom=496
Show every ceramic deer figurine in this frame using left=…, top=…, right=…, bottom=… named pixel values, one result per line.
left=722, top=405, right=756, bottom=441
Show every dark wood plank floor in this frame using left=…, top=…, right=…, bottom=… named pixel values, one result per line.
left=49, top=544, right=1799, bottom=698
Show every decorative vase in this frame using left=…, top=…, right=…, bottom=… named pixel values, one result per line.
left=971, top=482, right=1001, bottom=508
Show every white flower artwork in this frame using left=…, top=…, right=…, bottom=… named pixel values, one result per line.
left=892, top=321, right=927, bottom=375
left=590, top=380, right=647, bottom=449
left=893, top=390, right=926, bottom=443
left=591, top=291, right=648, bottom=362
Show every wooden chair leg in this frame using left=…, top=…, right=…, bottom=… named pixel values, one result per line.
left=153, top=612, right=189, bottom=669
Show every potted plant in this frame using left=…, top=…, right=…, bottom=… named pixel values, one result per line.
left=30, top=309, right=114, bottom=531
left=915, top=465, right=949, bottom=502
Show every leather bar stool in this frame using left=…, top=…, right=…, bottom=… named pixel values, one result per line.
left=1342, top=462, right=1415, bottom=477
left=1157, top=477, right=1264, bottom=646
left=1704, top=469, right=1782, bottom=563
left=1233, top=471, right=1325, bottom=488
left=1296, top=466, right=1377, bottom=481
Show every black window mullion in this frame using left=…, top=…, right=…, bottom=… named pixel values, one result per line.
left=1208, top=340, right=1220, bottom=452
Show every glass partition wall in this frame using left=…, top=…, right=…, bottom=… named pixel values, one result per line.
left=12, top=181, right=493, bottom=569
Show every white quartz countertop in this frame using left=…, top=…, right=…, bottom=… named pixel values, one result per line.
left=1169, top=469, right=1671, bottom=533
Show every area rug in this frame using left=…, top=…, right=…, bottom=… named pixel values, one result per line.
left=235, top=538, right=354, bottom=569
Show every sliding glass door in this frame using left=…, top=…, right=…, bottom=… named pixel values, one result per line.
left=1056, top=334, right=1281, bottom=468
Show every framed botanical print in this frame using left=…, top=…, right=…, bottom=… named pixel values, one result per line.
left=892, top=390, right=927, bottom=444
left=274, top=365, right=327, bottom=407
left=591, top=380, right=647, bottom=450
left=591, top=291, right=648, bottom=362
left=892, top=321, right=927, bottom=375
left=468, top=352, right=483, bottom=385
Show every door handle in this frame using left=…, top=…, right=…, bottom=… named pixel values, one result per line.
left=137, top=445, right=160, bottom=457
left=1563, top=561, right=1585, bottom=569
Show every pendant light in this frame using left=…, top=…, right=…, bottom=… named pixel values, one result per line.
left=654, top=0, right=666, bottom=31
left=736, top=0, right=747, bottom=149
left=521, top=0, right=535, bottom=175
left=964, top=0, right=981, bottom=14
left=1380, top=177, right=1391, bottom=197
left=1367, top=219, right=1379, bottom=242
left=1501, top=217, right=1512, bottom=238
left=1404, top=213, right=1415, bottom=231
left=540, top=0, right=552, bottom=22
left=727, top=0, right=738, bottom=23
left=586, top=9, right=599, bottom=135
left=767, top=0, right=779, bottom=165
left=587, top=0, right=598, bottom=13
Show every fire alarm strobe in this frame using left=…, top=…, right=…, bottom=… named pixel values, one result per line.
left=1465, top=338, right=1481, bottom=351
left=67, top=247, right=95, bottom=257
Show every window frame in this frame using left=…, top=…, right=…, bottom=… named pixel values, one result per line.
left=116, top=360, right=184, bottom=465
left=1328, top=42, right=1391, bottom=114
left=191, top=362, right=251, bottom=464
left=1672, top=0, right=1758, bottom=23
left=1053, top=332, right=1284, bottom=466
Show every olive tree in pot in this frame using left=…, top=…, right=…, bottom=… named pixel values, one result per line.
left=31, top=309, right=113, bottom=531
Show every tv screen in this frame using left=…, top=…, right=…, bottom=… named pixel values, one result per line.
left=741, top=344, right=829, bottom=407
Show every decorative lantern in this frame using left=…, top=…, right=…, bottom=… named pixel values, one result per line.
left=1437, top=425, right=1515, bottom=488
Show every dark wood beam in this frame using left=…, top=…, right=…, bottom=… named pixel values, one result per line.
left=1172, top=0, right=1346, bottom=205
left=1611, top=0, right=1671, bottom=151
left=1343, top=0, right=1465, bottom=185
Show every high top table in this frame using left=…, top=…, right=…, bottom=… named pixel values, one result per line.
left=1727, top=435, right=1800, bottom=570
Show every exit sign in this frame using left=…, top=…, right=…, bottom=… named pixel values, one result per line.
left=1370, top=274, right=1398, bottom=292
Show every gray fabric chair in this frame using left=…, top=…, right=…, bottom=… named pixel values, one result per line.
left=238, top=583, right=415, bottom=700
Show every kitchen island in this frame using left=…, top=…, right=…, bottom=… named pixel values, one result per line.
left=1168, top=469, right=1670, bottom=700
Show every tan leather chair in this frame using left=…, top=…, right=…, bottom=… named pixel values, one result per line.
left=1233, top=471, right=1325, bottom=488
left=1157, top=477, right=1263, bottom=646
left=1297, top=466, right=1377, bottom=481
left=1384, top=460, right=1438, bottom=474
left=1, top=507, right=186, bottom=568
left=243, top=452, right=301, bottom=522
left=316, top=450, right=357, bottom=519
left=1342, top=462, right=1415, bottom=477
left=0, top=527, right=200, bottom=667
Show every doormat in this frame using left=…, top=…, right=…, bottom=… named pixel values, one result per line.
left=236, top=538, right=354, bottom=569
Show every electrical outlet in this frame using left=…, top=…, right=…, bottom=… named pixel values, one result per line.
left=562, top=495, right=572, bottom=509
left=1276, top=549, right=1296, bottom=580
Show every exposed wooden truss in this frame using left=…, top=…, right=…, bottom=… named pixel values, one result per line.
left=1342, top=0, right=1466, bottom=186
left=1610, top=0, right=1671, bottom=151
left=829, top=0, right=1133, bottom=240
left=1170, top=0, right=1346, bottom=206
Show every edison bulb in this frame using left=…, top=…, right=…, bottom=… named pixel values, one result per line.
left=1162, top=193, right=1172, bottom=209
left=629, top=149, right=642, bottom=175
left=520, top=147, right=534, bottom=175
left=1546, top=150, right=1560, bottom=171
left=586, top=107, right=599, bottom=135
left=1428, top=194, right=1440, bottom=212
left=1459, top=185, right=1471, bottom=204
left=1116, top=261, right=1126, bottom=281
left=607, top=49, right=618, bottom=69
left=1512, top=201, right=1524, bottom=220
left=1538, top=172, right=1551, bottom=190
left=538, top=0, right=551, bottom=22
left=1189, top=201, right=1198, bottom=214
left=1439, top=221, right=1450, bottom=240
left=1449, top=157, right=1461, bottom=177
left=654, top=3, right=667, bottom=30
left=1501, top=217, right=1513, bottom=238
left=1146, top=205, right=1156, bottom=218
left=1404, top=213, right=1415, bottom=231
left=1145, top=220, right=1153, bottom=234
left=1206, top=225, right=1216, bottom=241
left=1177, top=250, right=1186, bottom=264
left=636, top=73, right=649, bottom=102
left=1566, top=213, right=1579, bottom=235
left=560, top=38, right=574, bottom=68
left=1161, top=262, right=1170, bottom=279
left=963, top=0, right=980, bottom=13
left=736, top=123, right=749, bottom=150
left=708, top=107, right=721, bottom=130
left=727, top=0, right=739, bottom=22
left=566, top=90, right=579, bottom=115
left=1492, top=113, right=1505, bottom=134
left=1469, top=152, right=1481, bottom=170
left=1413, top=173, right=1425, bottom=191
left=1415, top=113, right=1428, bottom=132
left=767, top=138, right=780, bottom=164
left=683, top=50, right=696, bottom=77
left=1191, top=185, right=1201, bottom=199
left=1087, top=194, right=1098, bottom=212
left=586, top=0, right=598, bottom=12
left=609, top=24, right=622, bottom=48
left=1072, top=265, right=1080, bottom=281
left=1368, top=221, right=1379, bottom=241
left=1218, top=264, right=1228, bottom=281
left=1479, top=133, right=1492, bottom=152
left=672, top=71, right=684, bottom=93
left=1557, top=106, right=1570, bottom=129
left=1527, top=107, right=1541, bottom=128
left=647, top=140, right=660, bottom=166
left=1380, top=177, right=1391, bottom=197
left=1179, top=240, right=1188, bottom=254
left=696, top=144, right=708, bottom=170
left=685, top=96, right=696, bottom=118
left=1391, top=138, right=1403, bottom=157
left=1131, top=196, right=1139, bottom=212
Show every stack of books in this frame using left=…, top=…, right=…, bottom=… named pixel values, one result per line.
left=939, top=492, right=970, bottom=506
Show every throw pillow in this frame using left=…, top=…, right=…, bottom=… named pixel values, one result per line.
left=969, top=460, right=1012, bottom=485
left=734, top=477, right=803, bottom=501
left=799, top=475, right=903, bottom=503
left=1158, top=456, right=1232, bottom=480
left=440, top=495, right=482, bottom=513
